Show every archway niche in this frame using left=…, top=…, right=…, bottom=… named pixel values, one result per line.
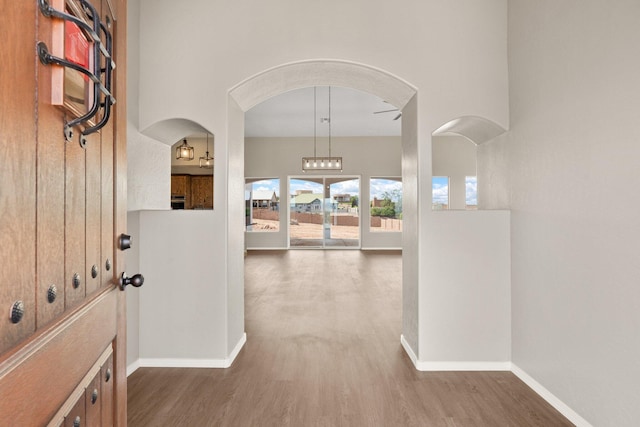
left=431, top=116, right=506, bottom=210
left=226, top=60, right=421, bottom=353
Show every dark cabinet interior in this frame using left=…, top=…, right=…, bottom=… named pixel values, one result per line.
left=171, top=174, right=213, bottom=209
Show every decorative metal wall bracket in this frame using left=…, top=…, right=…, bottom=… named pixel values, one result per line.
left=37, top=0, right=116, bottom=147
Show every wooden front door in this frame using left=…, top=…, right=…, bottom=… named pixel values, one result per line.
left=0, top=0, right=128, bottom=425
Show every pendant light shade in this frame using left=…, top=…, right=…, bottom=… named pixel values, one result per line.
left=199, top=133, right=214, bottom=168
left=176, top=138, right=194, bottom=161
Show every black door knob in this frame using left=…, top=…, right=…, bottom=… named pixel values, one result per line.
left=119, top=272, right=144, bottom=290
left=119, top=233, right=132, bottom=250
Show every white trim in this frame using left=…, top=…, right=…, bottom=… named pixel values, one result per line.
left=361, top=247, right=403, bottom=251
left=399, top=347, right=591, bottom=425
left=229, top=59, right=417, bottom=112
left=139, top=358, right=230, bottom=369
left=402, top=337, right=511, bottom=371
left=136, top=333, right=248, bottom=370
left=400, top=334, right=419, bottom=367
left=127, top=359, right=141, bottom=377
left=246, top=247, right=286, bottom=251
left=511, top=364, right=593, bottom=427
left=228, top=332, right=247, bottom=366
left=415, top=361, right=511, bottom=371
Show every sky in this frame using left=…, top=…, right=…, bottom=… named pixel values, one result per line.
left=247, top=177, right=402, bottom=200
left=248, top=176, right=476, bottom=206
left=432, top=176, right=478, bottom=206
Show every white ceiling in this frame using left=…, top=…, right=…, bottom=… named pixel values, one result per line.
left=244, top=86, right=402, bottom=138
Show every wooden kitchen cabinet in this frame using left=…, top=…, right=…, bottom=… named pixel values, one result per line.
left=191, top=175, right=214, bottom=209
left=171, top=174, right=213, bottom=209
left=171, top=174, right=192, bottom=208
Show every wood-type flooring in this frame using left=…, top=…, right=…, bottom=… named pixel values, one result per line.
left=128, top=250, right=573, bottom=426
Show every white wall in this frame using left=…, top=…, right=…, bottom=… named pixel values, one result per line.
left=479, top=1, right=640, bottom=425
left=128, top=0, right=510, bottom=373
left=419, top=210, right=511, bottom=366
left=245, top=136, right=402, bottom=249
left=432, top=135, right=477, bottom=209
left=126, top=0, right=170, bottom=211
left=137, top=210, right=229, bottom=362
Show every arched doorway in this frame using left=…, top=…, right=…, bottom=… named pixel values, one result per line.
left=226, top=60, right=421, bottom=355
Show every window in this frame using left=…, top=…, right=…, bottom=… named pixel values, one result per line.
left=245, top=178, right=279, bottom=232
left=465, top=176, right=478, bottom=210
left=370, top=178, right=402, bottom=232
left=432, top=176, right=449, bottom=210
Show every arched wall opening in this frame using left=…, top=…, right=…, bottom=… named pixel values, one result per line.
left=226, top=60, right=420, bottom=355
left=431, top=116, right=507, bottom=210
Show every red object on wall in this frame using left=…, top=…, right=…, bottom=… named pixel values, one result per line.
left=65, top=20, right=89, bottom=74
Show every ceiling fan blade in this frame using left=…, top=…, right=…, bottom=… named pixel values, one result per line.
left=393, top=113, right=402, bottom=120
left=373, top=108, right=400, bottom=114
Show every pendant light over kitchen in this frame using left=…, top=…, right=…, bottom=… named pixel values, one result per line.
left=175, top=138, right=194, bottom=161
left=199, top=133, right=214, bottom=168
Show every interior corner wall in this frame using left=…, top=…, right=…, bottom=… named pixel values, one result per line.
left=507, top=1, right=640, bottom=425
left=400, top=94, right=419, bottom=355
left=126, top=0, right=170, bottom=211
left=476, top=132, right=510, bottom=210
left=226, top=96, right=246, bottom=354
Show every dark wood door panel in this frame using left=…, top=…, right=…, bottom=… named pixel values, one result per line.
left=86, top=131, right=102, bottom=296
left=0, top=0, right=37, bottom=355
left=0, top=289, right=117, bottom=425
left=101, top=119, right=115, bottom=290
left=1, top=0, right=128, bottom=424
left=64, top=394, right=85, bottom=427
left=85, top=370, right=102, bottom=425
left=36, top=0, right=67, bottom=331
left=111, top=3, right=129, bottom=422
left=100, top=2, right=116, bottom=291
left=101, top=354, right=115, bottom=426
left=65, top=138, right=87, bottom=308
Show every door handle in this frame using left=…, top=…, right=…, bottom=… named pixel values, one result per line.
left=119, top=272, right=144, bottom=290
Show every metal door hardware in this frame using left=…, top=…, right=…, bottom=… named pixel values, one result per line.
left=37, top=0, right=116, bottom=147
left=119, top=233, right=132, bottom=250
left=10, top=301, right=25, bottom=324
left=119, top=272, right=144, bottom=290
left=47, top=285, right=58, bottom=303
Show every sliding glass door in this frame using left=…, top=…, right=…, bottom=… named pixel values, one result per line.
left=289, top=176, right=360, bottom=248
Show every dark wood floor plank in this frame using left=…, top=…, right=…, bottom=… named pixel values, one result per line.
left=128, top=250, right=573, bottom=426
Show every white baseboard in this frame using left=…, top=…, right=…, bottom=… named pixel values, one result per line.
left=401, top=336, right=510, bottom=371
left=246, top=247, right=286, bottom=251
left=416, top=360, right=512, bottom=371
left=138, top=358, right=230, bottom=369
left=130, top=333, right=248, bottom=372
left=399, top=341, right=591, bottom=426
left=511, top=364, right=593, bottom=427
left=400, top=334, right=419, bottom=366
left=127, top=359, right=141, bottom=377
left=228, top=332, right=247, bottom=365
left=361, top=247, right=403, bottom=251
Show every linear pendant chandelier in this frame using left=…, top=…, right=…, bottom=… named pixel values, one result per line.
left=302, top=86, right=342, bottom=171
